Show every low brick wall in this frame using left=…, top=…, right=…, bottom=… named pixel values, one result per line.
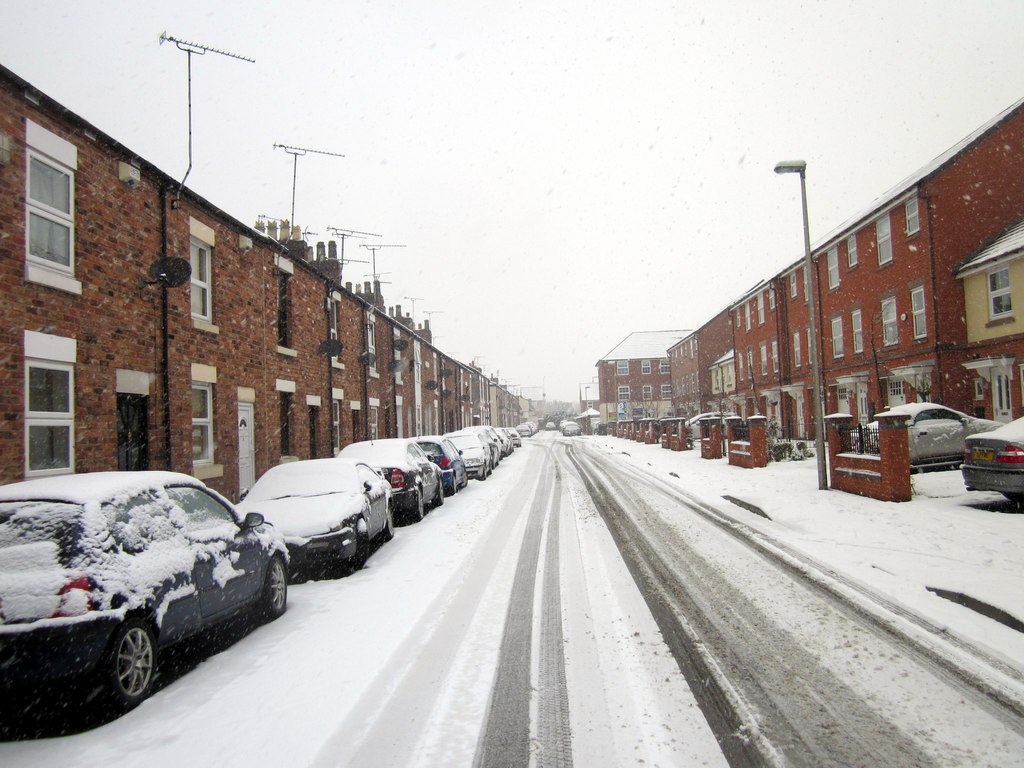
left=826, top=413, right=911, bottom=502
left=727, top=415, right=767, bottom=469
left=701, top=421, right=724, bottom=459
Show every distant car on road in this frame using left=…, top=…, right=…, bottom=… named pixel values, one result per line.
left=874, top=403, right=1001, bottom=470
left=416, top=436, right=469, bottom=496
left=338, top=438, right=444, bottom=522
left=545, top=421, right=557, bottom=430
left=445, top=431, right=492, bottom=480
left=561, top=422, right=582, bottom=436
left=238, top=458, right=394, bottom=577
left=0, top=471, right=288, bottom=710
left=962, top=416, right=1024, bottom=502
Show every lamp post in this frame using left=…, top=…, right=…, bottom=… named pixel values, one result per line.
left=774, top=160, right=828, bottom=490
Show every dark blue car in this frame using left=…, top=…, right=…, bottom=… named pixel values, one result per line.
left=416, top=436, right=469, bottom=496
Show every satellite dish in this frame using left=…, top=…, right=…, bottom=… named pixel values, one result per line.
left=149, top=257, right=191, bottom=288
left=393, top=339, right=409, bottom=352
left=318, top=339, right=343, bottom=356
left=442, top=389, right=453, bottom=398
left=389, top=359, right=405, bottom=373
left=425, top=380, right=437, bottom=390
left=359, top=352, right=376, bottom=367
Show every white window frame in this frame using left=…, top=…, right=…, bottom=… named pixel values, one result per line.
left=25, top=122, right=78, bottom=292
left=190, top=237, right=213, bottom=322
left=827, top=247, right=839, bottom=289
left=790, top=271, right=798, bottom=298
left=911, top=286, right=927, bottom=339
left=768, top=286, right=776, bottom=310
left=617, top=385, right=630, bottom=401
left=745, top=302, right=752, bottom=330
left=793, top=330, right=802, bottom=368
left=367, top=315, right=377, bottom=373
left=831, top=316, right=844, bottom=358
left=876, top=214, right=892, bottom=265
left=759, top=343, right=768, bottom=376
left=642, top=385, right=653, bottom=401
left=641, top=359, right=652, bottom=375
left=192, top=382, right=214, bottom=465
left=616, top=360, right=629, bottom=375
left=989, top=266, right=1012, bottom=319
left=757, top=292, right=765, bottom=325
left=771, top=339, right=779, bottom=373
left=847, top=234, right=858, bottom=267
left=659, top=359, right=670, bottom=374
left=851, top=309, right=863, bottom=354
left=905, top=198, right=920, bottom=236
left=25, top=359, right=75, bottom=477
left=660, top=383, right=672, bottom=399
left=881, top=297, right=898, bottom=346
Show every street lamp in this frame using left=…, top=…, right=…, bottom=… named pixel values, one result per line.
left=774, top=160, right=828, bottom=490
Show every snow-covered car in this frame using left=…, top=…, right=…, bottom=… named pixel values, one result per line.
left=516, top=423, right=534, bottom=437
left=237, top=458, right=394, bottom=577
left=445, top=431, right=492, bottom=480
left=873, top=402, right=1001, bottom=469
left=337, top=439, right=443, bottom=522
left=561, top=422, right=582, bottom=436
left=962, top=416, right=1024, bottom=502
left=0, top=471, right=288, bottom=710
left=685, top=411, right=735, bottom=443
left=416, top=436, right=469, bottom=496
left=501, top=427, right=522, bottom=448
left=464, top=425, right=504, bottom=465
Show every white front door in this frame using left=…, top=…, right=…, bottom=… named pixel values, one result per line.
left=993, top=370, right=1012, bottom=422
left=238, top=402, right=255, bottom=495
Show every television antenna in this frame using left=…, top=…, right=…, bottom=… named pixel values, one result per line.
left=273, top=144, right=345, bottom=228
left=326, top=226, right=377, bottom=281
left=160, top=32, right=253, bottom=194
left=360, top=243, right=406, bottom=284
left=423, top=309, right=443, bottom=327
left=404, top=296, right=423, bottom=322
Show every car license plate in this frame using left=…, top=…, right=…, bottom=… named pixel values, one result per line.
left=972, top=447, right=995, bottom=462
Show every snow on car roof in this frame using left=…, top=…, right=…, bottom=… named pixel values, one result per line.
left=875, top=402, right=964, bottom=418
left=0, top=471, right=204, bottom=505
left=338, top=439, right=418, bottom=466
left=241, top=459, right=366, bottom=503
left=966, top=416, right=1024, bottom=442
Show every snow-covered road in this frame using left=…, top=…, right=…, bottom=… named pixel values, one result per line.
left=5, top=433, right=1024, bottom=767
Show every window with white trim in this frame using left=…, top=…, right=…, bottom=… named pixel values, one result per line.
left=790, top=271, right=798, bottom=298
left=659, top=359, right=670, bottom=374
left=911, top=286, right=927, bottom=339
left=745, top=302, right=751, bottom=330
left=851, top=309, right=863, bottom=354
left=642, top=385, right=653, bottom=401
left=617, top=385, right=630, bottom=401
left=616, top=360, right=629, bottom=375
left=975, top=378, right=985, bottom=401
left=989, top=266, right=1012, bottom=319
left=826, top=247, right=839, bottom=289
left=759, top=343, right=768, bottom=376
left=660, top=384, right=672, bottom=398
left=191, top=383, right=214, bottom=464
left=881, top=297, right=898, bottom=346
left=641, top=359, right=652, bottom=374
left=26, top=122, right=77, bottom=283
left=190, top=237, right=213, bottom=321
left=367, top=315, right=377, bottom=371
left=771, top=339, right=779, bottom=373
left=905, top=199, right=920, bottom=236
left=26, top=360, right=74, bottom=475
left=847, top=234, right=858, bottom=267
left=876, top=214, right=892, bottom=265
left=793, top=330, right=802, bottom=368
left=757, top=292, right=765, bottom=324
left=768, top=286, right=776, bottom=310
left=831, top=316, right=844, bottom=358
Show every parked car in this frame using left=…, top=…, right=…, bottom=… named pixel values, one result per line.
left=338, top=439, right=444, bottom=522
left=237, top=458, right=394, bottom=577
left=416, top=436, right=469, bottom=496
left=685, top=411, right=735, bottom=443
left=561, top=422, right=582, bottom=436
left=445, top=431, right=492, bottom=480
left=0, top=471, right=288, bottom=710
left=545, top=421, right=557, bottom=430
left=465, top=425, right=503, bottom=466
left=502, top=427, right=522, bottom=448
left=875, top=403, right=1001, bottom=469
left=516, top=423, right=534, bottom=437
left=962, top=417, right=1024, bottom=502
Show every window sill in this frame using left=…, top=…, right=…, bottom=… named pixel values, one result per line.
left=277, top=345, right=298, bottom=358
left=332, top=360, right=345, bottom=370
left=192, top=318, right=220, bottom=335
left=986, top=315, right=1015, bottom=328
left=25, top=263, right=82, bottom=295
left=193, top=463, right=224, bottom=480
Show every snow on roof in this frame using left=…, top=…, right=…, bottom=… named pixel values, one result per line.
left=956, top=216, right=1024, bottom=275
left=711, top=350, right=735, bottom=366
left=598, top=330, right=690, bottom=363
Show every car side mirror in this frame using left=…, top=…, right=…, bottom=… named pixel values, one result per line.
left=458, top=449, right=463, bottom=455
left=364, top=481, right=373, bottom=493
left=241, top=511, right=264, bottom=529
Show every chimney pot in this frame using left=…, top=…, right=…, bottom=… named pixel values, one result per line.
left=328, top=241, right=338, bottom=260
left=316, top=241, right=326, bottom=260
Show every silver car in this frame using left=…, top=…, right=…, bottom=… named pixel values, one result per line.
left=876, top=402, right=1001, bottom=469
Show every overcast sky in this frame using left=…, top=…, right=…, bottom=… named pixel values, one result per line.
left=3, top=1, right=1024, bottom=402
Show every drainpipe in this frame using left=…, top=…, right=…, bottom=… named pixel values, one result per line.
left=924, top=192, right=944, bottom=402
left=160, top=185, right=173, bottom=471
left=362, top=304, right=370, bottom=440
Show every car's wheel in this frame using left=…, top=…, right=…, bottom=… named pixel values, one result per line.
left=409, top=489, right=425, bottom=523
left=351, top=516, right=371, bottom=569
left=380, top=502, right=395, bottom=542
left=433, top=480, right=445, bottom=508
left=261, top=555, right=288, bottom=621
left=103, top=618, right=157, bottom=709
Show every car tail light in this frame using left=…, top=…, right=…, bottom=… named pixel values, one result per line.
left=439, top=456, right=452, bottom=469
left=53, top=576, right=93, bottom=617
left=389, top=468, right=406, bottom=489
left=997, top=445, right=1024, bottom=464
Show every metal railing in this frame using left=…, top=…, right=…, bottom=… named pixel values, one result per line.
left=730, top=421, right=750, bottom=442
left=838, top=423, right=880, bottom=455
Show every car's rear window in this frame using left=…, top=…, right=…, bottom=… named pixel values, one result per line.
left=417, top=442, right=443, bottom=457
left=0, top=501, right=83, bottom=560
